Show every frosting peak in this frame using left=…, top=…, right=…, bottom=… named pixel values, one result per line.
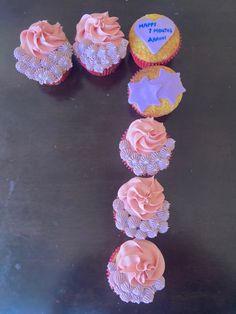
left=75, top=12, right=124, bottom=45
left=116, top=240, right=165, bottom=287
left=126, top=118, right=167, bottom=154
left=118, top=177, right=165, bottom=220
left=20, top=20, right=66, bottom=59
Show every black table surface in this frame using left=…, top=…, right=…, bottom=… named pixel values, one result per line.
left=0, top=0, right=236, bottom=313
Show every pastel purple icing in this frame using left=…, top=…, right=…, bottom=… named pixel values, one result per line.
left=107, top=261, right=165, bottom=303
left=134, top=17, right=176, bottom=54
left=128, top=68, right=186, bottom=113
left=113, top=197, right=170, bottom=239
left=119, top=136, right=175, bottom=176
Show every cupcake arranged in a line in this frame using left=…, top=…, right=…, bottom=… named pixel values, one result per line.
left=14, top=20, right=73, bottom=85
left=129, top=14, right=181, bottom=68
left=128, top=65, right=186, bottom=117
left=113, top=177, right=170, bottom=239
left=119, top=118, right=175, bottom=176
left=107, top=239, right=165, bottom=303
left=73, top=12, right=128, bottom=76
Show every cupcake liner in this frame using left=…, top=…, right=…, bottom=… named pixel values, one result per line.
left=130, top=34, right=182, bottom=69
left=79, top=59, right=121, bottom=76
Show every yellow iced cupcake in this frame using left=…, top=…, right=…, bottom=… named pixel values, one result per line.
left=129, top=14, right=181, bottom=68
left=128, top=66, right=186, bottom=118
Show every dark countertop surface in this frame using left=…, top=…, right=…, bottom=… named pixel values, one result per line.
left=0, top=0, right=236, bottom=313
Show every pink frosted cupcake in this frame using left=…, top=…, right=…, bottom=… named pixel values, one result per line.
left=113, top=177, right=170, bottom=239
left=14, top=20, right=73, bottom=85
left=119, top=118, right=175, bottom=176
left=73, top=12, right=128, bottom=76
left=107, top=239, right=165, bottom=303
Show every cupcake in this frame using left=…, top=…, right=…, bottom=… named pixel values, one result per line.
left=129, top=14, right=181, bottom=68
left=107, top=239, right=165, bottom=303
left=113, top=177, right=170, bottom=239
left=14, top=20, right=73, bottom=85
left=73, top=12, right=128, bottom=76
left=128, top=65, right=186, bottom=117
left=119, top=118, right=175, bottom=176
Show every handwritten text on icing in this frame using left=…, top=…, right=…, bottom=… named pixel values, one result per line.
left=138, top=22, right=173, bottom=43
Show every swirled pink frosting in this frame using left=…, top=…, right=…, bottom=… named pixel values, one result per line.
left=126, top=118, right=167, bottom=154
left=116, top=239, right=165, bottom=287
left=118, top=177, right=165, bottom=220
left=20, top=20, right=66, bottom=59
left=75, top=12, right=124, bottom=45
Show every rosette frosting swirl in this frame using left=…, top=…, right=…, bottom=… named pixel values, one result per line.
left=126, top=118, right=167, bottom=154
left=118, top=177, right=165, bottom=220
left=20, top=20, right=66, bottom=59
left=75, top=12, right=124, bottom=45
left=116, top=240, right=165, bottom=287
